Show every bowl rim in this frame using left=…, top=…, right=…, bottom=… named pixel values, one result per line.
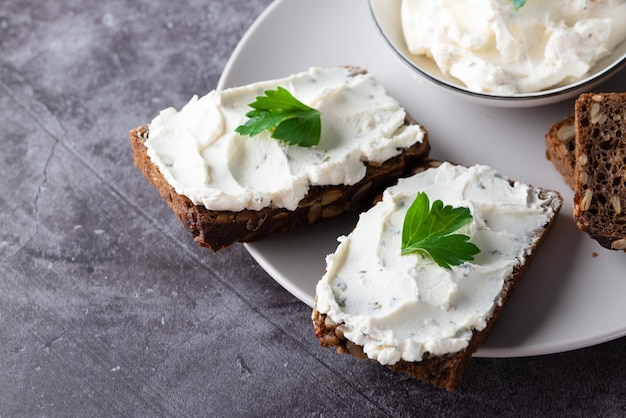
left=368, top=0, right=626, bottom=103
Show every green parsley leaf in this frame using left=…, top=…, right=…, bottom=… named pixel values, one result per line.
left=234, top=86, right=321, bottom=147
left=510, top=0, right=527, bottom=10
left=401, top=192, right=480, bottom=269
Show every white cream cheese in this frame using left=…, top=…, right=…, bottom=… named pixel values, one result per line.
left=315, top=163, right=558, bottom=364
left=401, top=0, right=626, bottom=94
left=145, top=67, right=425, bottom=211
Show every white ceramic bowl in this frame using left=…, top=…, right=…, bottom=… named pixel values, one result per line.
left=369, top=0, right=626, bottom=108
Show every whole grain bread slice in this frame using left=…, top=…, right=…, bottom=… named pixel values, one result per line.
left=573, top=92, right=626, bottom=250
left=312, top=161, right=563, bottom=391
left=130, top=111, right=430, bottom=251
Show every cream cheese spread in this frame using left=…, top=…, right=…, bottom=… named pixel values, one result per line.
left=315, top=163, right=558, bottom=364
left=401, top=0, right=626, bottom=94
left=145, top=67, right=425, bottom=211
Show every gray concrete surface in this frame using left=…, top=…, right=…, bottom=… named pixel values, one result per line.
left=2, top=0, right=625, bottom=416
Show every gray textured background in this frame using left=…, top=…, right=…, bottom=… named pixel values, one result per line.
left=2, top=0, right=626, bottom=416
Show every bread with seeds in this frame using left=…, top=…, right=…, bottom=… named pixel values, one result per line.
left=130, top=67, right=430, bottom=251
left=545, top=115, right=576, bottom=189
left=573, top=92, right=626, bottom=250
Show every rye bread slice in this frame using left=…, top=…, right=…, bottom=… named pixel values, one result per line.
left=130, top=117, right=430, bottom=251
left=573, top=92, right=626, bottom=250
left=312, top=161, right=563, bottom=391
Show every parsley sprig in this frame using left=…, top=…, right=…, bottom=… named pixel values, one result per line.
left=235, top=87, right=321, bottom=147
left=509, top=0, right=526, bottom=10
left=401, top=192, right=480, bottom=269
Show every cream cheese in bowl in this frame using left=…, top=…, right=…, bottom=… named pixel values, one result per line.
left=401, top=0, right=626, bottom=95
left=369, top=0, right=626, bottom=106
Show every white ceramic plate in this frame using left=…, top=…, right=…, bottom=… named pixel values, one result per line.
left=218, top=0, right=626, bottom=358
left=369, top=0, right=626, bottom=107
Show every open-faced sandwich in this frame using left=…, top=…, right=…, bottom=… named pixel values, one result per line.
left=130, top=67, right=430, bottom=250
left=313, top=161, right=563, bottom=391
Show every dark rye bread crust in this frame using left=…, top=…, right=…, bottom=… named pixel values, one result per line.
left=312, top=161, right=563, bottom=391
left=573, top=93, right=626, bottom=251
left=545, top=115, right=576, bottom=189
left=130, top=120, right=430, bottom=251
